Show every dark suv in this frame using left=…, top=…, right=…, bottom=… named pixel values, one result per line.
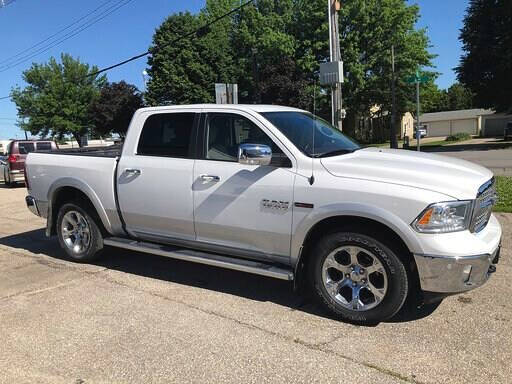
left=2, top=140, right=58, bottom=187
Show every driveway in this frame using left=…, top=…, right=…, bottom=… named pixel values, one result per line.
left=0, top=183, right=511, bottom=383
left=422, top=140, right=512, bottom=176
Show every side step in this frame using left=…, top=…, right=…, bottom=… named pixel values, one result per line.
left=103, top=237, right=294, bottom=281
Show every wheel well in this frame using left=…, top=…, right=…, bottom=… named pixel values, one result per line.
left=297, top=215, right=419, bottom=291
left=49, top=187, right=104, bottom=236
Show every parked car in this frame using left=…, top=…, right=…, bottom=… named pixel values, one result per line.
left=415, top=126, right=427, bottom=138
left=3, top=140, right=58, bottom=187
left=505, top=121, right=512, bottom=141
left=24, top=105, right=501, bottom=324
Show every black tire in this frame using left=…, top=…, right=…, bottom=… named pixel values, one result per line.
left=56, top=200, right=104, bottom=262
left=310, top=232, right=408, bottom=324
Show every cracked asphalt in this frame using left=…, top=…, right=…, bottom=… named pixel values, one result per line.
left=0, top=183, right=510, bottom=383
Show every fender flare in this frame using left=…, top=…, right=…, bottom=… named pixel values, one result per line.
left=46, top=177, right=113, bottom=236
left=291, top=202, right=424, bottom=268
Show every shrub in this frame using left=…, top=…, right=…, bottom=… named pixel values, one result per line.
left=445, top=132, right=472, bottom=142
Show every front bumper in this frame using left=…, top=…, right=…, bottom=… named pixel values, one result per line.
left=414, top=244, right=500, bottom=293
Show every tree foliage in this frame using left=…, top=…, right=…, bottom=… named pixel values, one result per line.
left=89, top=81, right=143, bottom=137
left=146, top=0, right=433, bottom=135
left=421, top=82, right=474, bottom=113
left=10, top=54, right=105, bottom=145
left=457, top=0, right=512, bottom=112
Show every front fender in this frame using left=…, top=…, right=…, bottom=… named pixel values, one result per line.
left=290, top=202, right=424, bottom=267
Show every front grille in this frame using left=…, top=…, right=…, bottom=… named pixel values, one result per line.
left=470, top=178, right=497, bottom=233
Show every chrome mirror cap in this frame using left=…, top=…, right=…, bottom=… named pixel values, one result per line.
left=238, top=143, right=272, bottom=166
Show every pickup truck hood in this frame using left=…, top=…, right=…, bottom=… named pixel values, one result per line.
left=320, top=147, right=493, bottom=200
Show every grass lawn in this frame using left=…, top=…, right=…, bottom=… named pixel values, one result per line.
left=494, top=176, right=512, bottom=213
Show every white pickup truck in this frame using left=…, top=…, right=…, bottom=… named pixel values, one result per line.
left=25, top=104, right=502, bottom=323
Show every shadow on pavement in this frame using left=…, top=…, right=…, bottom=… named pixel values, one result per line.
left=419, top=141, right=512, bottom=153
left=0, top=228, right=440, bottom=324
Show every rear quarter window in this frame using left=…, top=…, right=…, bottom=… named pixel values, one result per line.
left=36, top=142, right=52, bottom=151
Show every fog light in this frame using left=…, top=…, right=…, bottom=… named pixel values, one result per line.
left=463, top=265, right=472, bottom=283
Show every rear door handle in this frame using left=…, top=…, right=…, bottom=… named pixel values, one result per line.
left=125, top=168, right=141, bottom=175
left=200, top=174, right=220, bottom=182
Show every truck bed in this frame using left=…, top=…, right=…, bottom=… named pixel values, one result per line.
left=25, top=149, right=124, bottom=235
left=49, top=144, right=122, bottom=158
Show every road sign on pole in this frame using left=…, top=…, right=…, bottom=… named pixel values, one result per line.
left=405, top=71, right=429, bottom=151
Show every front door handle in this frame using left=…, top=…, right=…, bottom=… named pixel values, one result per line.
left=125, top=168, right=141, bottom=175
left=200, top=174, right=220, bottom=182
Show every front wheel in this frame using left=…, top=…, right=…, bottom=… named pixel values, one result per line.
left=310, top=232, right=409, bottom=324
left=56, top=201, right=104, bottom=262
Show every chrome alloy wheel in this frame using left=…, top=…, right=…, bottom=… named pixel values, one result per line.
left=321, top=245, right=388, bottom=311
left=61, top=211, right=91, bottom=254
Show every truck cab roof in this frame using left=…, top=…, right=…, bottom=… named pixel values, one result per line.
left=135, top=104, right=306, bottom=114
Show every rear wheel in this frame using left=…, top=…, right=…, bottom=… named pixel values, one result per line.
left=310, top=232, right=408, bottom=324
left=56, top=201, right=104, bottom=262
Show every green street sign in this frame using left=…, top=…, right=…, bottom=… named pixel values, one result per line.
left=405, top=71, right=430, bottom=84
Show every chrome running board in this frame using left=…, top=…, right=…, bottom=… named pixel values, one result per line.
left=104, top=237, right=294, bottom=281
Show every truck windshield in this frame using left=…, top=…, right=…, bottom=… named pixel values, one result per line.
left=261, top=111, right=360, bottom=158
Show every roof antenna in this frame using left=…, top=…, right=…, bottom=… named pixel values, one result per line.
left=309, top=80, right=316, bottom=185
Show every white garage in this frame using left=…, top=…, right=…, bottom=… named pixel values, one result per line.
left=419, top=109, right=493, bottom=137
left=481, top=113, right=512, bottom=137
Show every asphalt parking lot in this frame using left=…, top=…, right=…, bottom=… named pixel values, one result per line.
left=0, top=183, right=510, bottom=384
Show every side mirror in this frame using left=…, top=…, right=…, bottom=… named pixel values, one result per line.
left=238, top=143, right=272, bottom=166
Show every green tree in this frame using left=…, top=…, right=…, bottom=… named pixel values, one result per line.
left=89, top=81, right=143, bottom=138
left=146, top=0, right=433, bottom=142
left=146, top=0, right=238, bottom=106
left=338, top=0, right=434, bottom=136
left=446, top=83, right=474, bottom=110
left=457, top=0, right=512, bottom=112
left=10, top=54, right=105, bottom=145
left=420, top=81, right=448, bottom=113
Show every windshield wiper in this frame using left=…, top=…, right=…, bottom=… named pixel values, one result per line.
left=313, top=148, right=359, bottom=158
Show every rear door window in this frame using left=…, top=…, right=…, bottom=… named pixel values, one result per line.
left=18, top=142, right=35, bottom=154
left=137, top=113, right=196, bottom=158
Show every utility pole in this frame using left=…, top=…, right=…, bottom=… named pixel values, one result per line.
left=328, top=0, right=343, bottom=131
left=390, top=45, right=398, bottom=149
left=416, top=80, right=421, bottom=151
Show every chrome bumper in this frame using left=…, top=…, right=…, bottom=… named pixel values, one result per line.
left=9, top=170, right=25, bottom=182
left=26, top=195, right=41, bottom=217
left=414, top=245, right=500, bottom=293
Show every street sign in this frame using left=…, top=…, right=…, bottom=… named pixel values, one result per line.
left=405, top=71, right=430, bottom=84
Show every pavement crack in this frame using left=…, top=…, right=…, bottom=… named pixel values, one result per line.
left=0, top=275, right=90, bottom=302
left=98, top=273, right=423, bottom=384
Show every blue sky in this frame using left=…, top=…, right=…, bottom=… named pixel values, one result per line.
left=0, top=0, right=468, bottom=139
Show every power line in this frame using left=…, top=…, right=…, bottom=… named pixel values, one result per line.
left=0, top=0, right=256, bottom=100
left=0, top=0, right=118, bottom=66
left=88, top=0, right=256, bottom=78
left=0, top=0, right=135, bottom=73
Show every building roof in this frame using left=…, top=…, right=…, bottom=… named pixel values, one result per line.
left=420, top=109, right=494, bottom=123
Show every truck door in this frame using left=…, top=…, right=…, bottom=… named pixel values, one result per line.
left=193, top=111, right=295, bottom=262
left=117, top=111, right=199, bottom=242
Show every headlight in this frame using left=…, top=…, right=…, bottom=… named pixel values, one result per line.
left=412, top=201, right=473, bottom=233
